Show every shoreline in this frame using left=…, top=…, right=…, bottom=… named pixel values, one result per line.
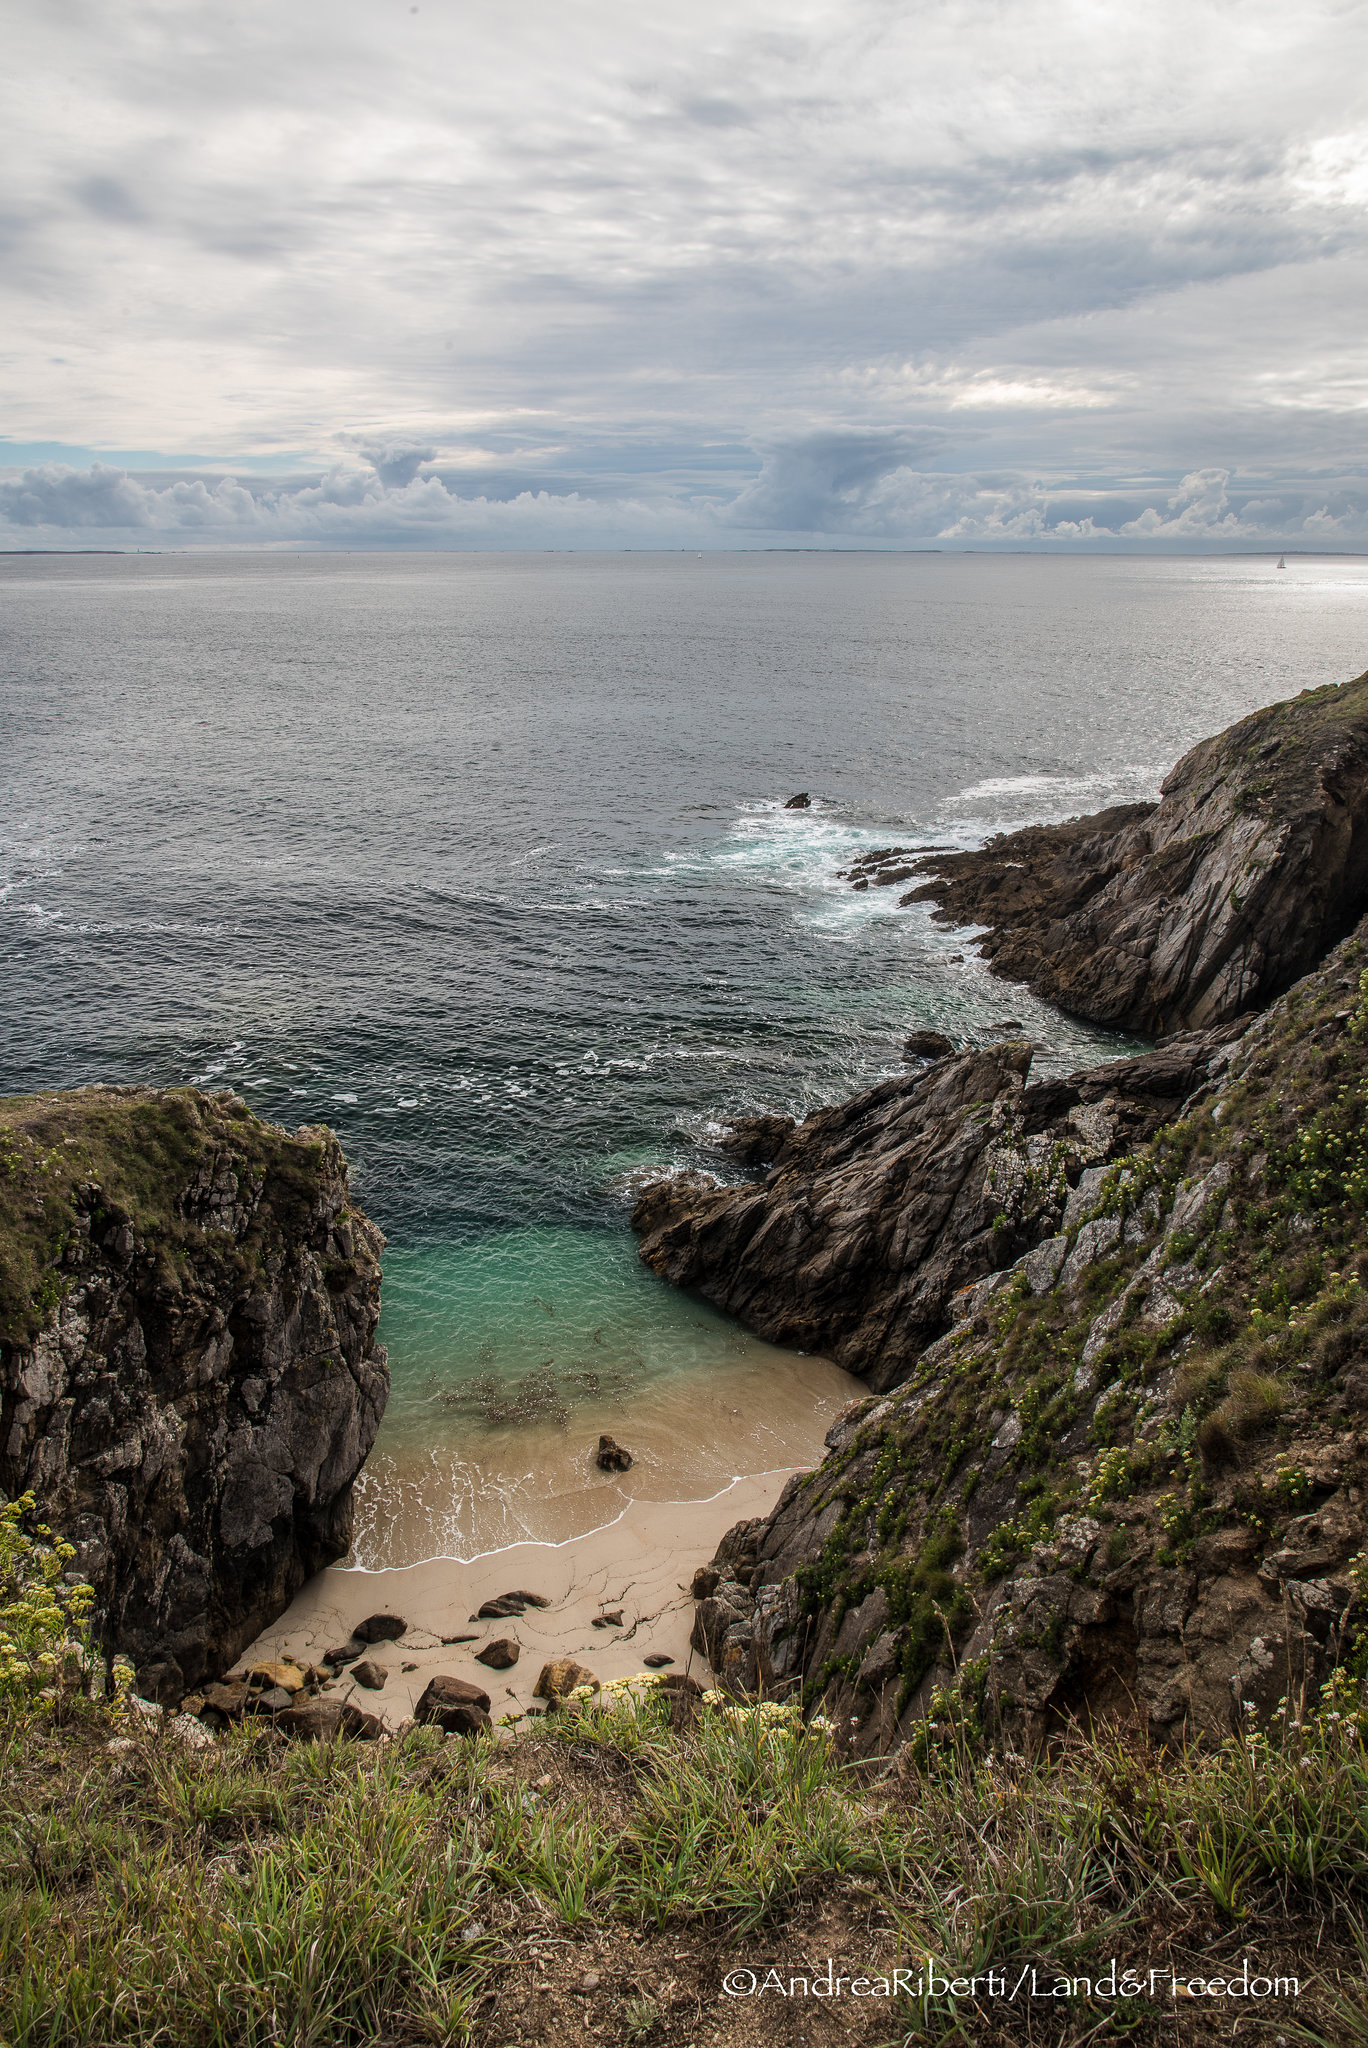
left=242, top=1465, right=813, bottom=1728
left=333, top=1467, right=787, bottom=1574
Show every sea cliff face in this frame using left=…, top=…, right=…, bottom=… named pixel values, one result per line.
left=634, top=1028, right=1239, bottom=1392
left=0, top=1085, right=388, bottom=1701
left=896, top=671, right=1368, bottom=1034
left=687, top=928, right=1368, bottom=1748
left=640, top=675, right=1368, bottom=1747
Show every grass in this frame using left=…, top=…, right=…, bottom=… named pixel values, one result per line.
left=0, top=1084, right=344, bottom=1347
left=4, top=1678, right=1368, bottom=2046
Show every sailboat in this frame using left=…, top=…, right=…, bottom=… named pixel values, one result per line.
left=1277, top=555, right=1286, bottom=569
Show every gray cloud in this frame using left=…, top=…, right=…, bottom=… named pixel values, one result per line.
left=4, top=453, right=1366, bottom=550
left=1, top=0, right=1367, bottom=547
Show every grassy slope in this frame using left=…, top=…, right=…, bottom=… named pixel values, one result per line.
left=2, top=1681, right=1365, bottom=2047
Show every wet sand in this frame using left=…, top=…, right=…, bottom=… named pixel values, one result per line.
left=245, top=1328, right=863, bottom=1720
left=350, top=1347, right=863, bottom=1565
left=244, top=1469, right=819, bottom=1728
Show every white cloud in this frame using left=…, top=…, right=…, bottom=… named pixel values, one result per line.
left=6, top=448, right=1367, bottom=549
left=1, top=0, right=1367, bottom=546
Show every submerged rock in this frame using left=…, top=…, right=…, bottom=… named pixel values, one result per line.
left=902, top=1030, right=956, bottom=1062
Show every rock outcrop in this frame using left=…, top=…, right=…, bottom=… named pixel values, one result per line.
left=895, top=671, right=1368, bottom=1033
left=634, top=1029, right=1239, bottom=1392
left=688, top=920, right=1368, bottom=1749
left=0, top=1084, right=388, bottom=1702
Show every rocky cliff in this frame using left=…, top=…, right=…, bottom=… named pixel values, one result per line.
left=889, top=671, right=1368, bottom=1034
left=634, top=1027, right=1240, bottom=1392
left=688, top=926, right=1368, bottom=1748
left=0, top=1085, right=388, bottom=1702
left=639, top=677, right=1368, bottom=1750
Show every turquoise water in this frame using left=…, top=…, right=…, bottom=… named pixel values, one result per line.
left=7, top=550, right=1368, bottom=1557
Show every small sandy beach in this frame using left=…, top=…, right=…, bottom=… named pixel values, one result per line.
left=242, top=1466, right=812, bottom=1727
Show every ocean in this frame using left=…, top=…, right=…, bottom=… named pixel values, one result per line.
left=5, top=549, right=1367, bottom=1562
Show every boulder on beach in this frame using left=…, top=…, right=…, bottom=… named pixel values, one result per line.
left=354, top=1613, right=407, bottom=1644
left=474, top=1589, right=550, bottom=1619
left=351, top=1660, right=387, bottom=1690
left=277, top=1699, right=382, bottom=1742
left=533, top=1659, right=597, bottom=1702
left=414, top=1675, right=493, bottom=1735
left=595, top=1434, right=633, bottom=1472
left=247, top=1660, right=306, bottom=1694
left=476, top=1638, right=520, bottom=1670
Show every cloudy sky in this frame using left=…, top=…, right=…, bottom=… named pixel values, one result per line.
left=3, top=0, right=1367, bottom=549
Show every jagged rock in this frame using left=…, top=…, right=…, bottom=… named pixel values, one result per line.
left=1017, top=1235, right=1068, bottom=1296
left=1059, top=1215, right=1121, bottom=1289
left=353, top=1613, right=406, bottom=1643
left=717, top=1115, right=797, bottom=1167
left=475, top=1637, right=519, bottom=1669
left=595, top=1434, right=633, bottom=1472
left=857, top=1631, right=901, bottom=1691
left=783, top=792, right=811, bottom=808
left=0, top=1085, right=389, bottom=1704
left=276, top=1698, right=382, bottom=1741
left=591, top=1610, right=624, bottom=1628
left=634, top=1034, right=1227, bottom=1394
left=413, top=1675, right=493, bottom=1733
left=351, top=1659, right=386, bottom=1690
left=675, top=904, right=1368, bottom=1752
left=900, top=672, right=1368, bottom=1033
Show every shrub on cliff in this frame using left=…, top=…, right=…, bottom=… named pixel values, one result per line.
left=0, top=1491, right=104, bottom=1707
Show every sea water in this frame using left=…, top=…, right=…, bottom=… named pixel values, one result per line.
left=5, top=550, right=1368, bottom=1561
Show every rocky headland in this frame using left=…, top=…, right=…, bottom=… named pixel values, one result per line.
left=0, top=1084, right=389, bottom=1700
left=890, top=669, right=1368, bottom=1033
left=636, top=673, right=1368, bottom=1753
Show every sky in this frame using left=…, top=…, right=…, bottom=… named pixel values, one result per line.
left=2, top=0, right=1368, bottom=551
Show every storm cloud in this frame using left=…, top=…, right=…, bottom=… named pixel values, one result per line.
left=2, top=0, right=1367, bottom=548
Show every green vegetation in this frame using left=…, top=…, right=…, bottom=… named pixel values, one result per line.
left=0, top=1086, right=339, bottom=1346
left=4, top=1672, right=1368, bottom=2045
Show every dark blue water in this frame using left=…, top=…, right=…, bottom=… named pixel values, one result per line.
left=5, top=550, right=1367, bottom=1556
